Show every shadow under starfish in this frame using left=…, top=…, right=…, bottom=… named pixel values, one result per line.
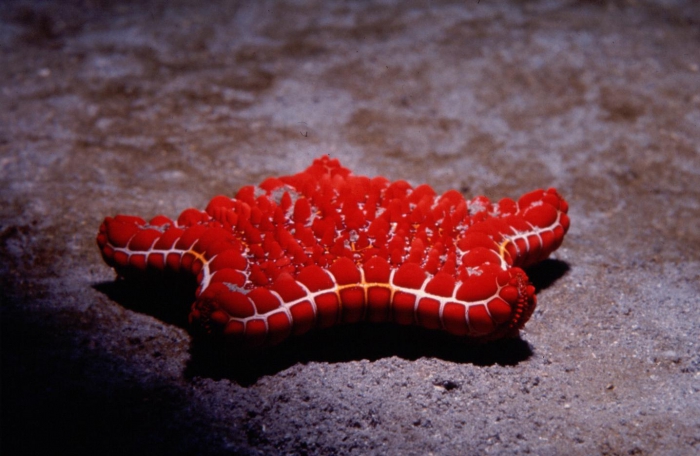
left=95, top=259, right=570, bottom=385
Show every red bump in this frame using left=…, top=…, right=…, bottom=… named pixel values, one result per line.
left=497, top=270, right=511, bottom=287
left=439, top=213, right=454, bottom=235
left=393, top=263, right=427, bottom=289
left=539, top=230, right=555, bottom=255
left=499, top=285, right=519, bottom=304
left=290, top=301, right=315, bottom=335
left=249, top=265, right=269, bottom=286
left=195, top=227, right=233, bottom=254
left=339, top=287, right=365, bottom=323
left=177, top=208, right=209, bottom=226
left=461, top=247, right=502, bottom=267
left=328, top=257, right=361, bottom=285
left=514, top=238, right=528, bottom=256
left=385, top=180, right=413, bottom=199
left=198, top=281, right=229, bottom=300
left=192, top=258, right=205, bottom=276
left=389, top=247, right=404, bottom=266
left=278, top=192, right=293, bottom=211
left=315, top=292, right=339, bottom=328
left=250, top=244, right=267, bottom=261
left=293, top=198, right=312, bottom=224
left=166, top=252, right=182, bottom=271
left=296, top=265, right=335, bottom=292
left=106, top=217, right=143, bottom=248
left=524, top=204, right=558, bottom=228
left=468, top=195, right=492, bottom=212
left=452, top=201, right=468, bottom=224
left=468, top=305, right=494, bottom=335
left=250, top=206, right=263, bottom=226
left=147, top=252, right=165, bottom=270
left=259, top=177, right=285, bottom=192
left=416, top=298, right=441, bottom=330
left=311, top=217, right=333, bottom=242
left=209, top=310, right=230, bottom=326
left=154, top=227, right=184, bottom=250
left=235, top=185, right=255, bottom=204
left=425, top=272, right=456, bottom=298
left=175, top=225, right=208, bottom=250
left=438, top=189, right=465, bottom=207
left=457, top=232, right=498, bottom=252
left=488, top=298, right=513, bottom=324
left=367, top=217, right=390, bottom=239
left=542, top=192, right=562, bottom=209
left=128, top=254, right=147, bottom=271
left=497, top=197, right=517, bottom=215
left=262, top=237, right=284, bottom=260
left=344, top=206, right=366, bottom=231
left=456, top=274, right=498, bottom=302
left=275, top=257, right=291, bottom=268
left=219, top=291, right=255, bottom=318
left=266, top=312, right=292, bottom=345
left=527, top=234, right=542, bottom=254
left=438, top=253, right=457, bottom=276
left=113, top=251, right=129, bottom=267
left=392, top=292, right=415, bottom=325
left=210, top=269, right=246, bottom=287
left=99, top=244, right=114, bottom=262
left=560, top=213, right=570, bottom=233
left=407, top=184, right=436, bottom=204
left=294, top=225, right=317, bottom=248
left=558, top=195, right=569, bottom=214
left=385, top=199, right=403, bottom=224
left=209, top=249, right=247, bottom=272
left=423, top=250, right=441, bottom=275
left=442, top=303, right=469, bottom=336
left=553, top=225, right=565, bottom=248
left=244, top=319, right=268, bottom=347
left=238, top=201, right=253, bottom=221
left=363, top=256, right=391, bottom=283
left=224, top=209, right=239, bottom=229
left=247, top=288, right=281, bottom=314
left=113, top=215, right=147, bottom=225
left=96, top=228, right=108, bottom=246
left=149, top=215, right=172, bottom=226
left=517, top=189, right=546, bottom=209
left=271, top=273, right=306, bottom=302
left=205, top=195, right=235, bottom=213
left=180, top=252, right=196, bottom=271
left=407, top=237, right=425, bottom=263
left=504, top=216, right=531, bottom=233
left=223, top=320, right=244, bottom=337
left=366, top=286, right=391, bottom=322
left=240, top=220, right=262, bottom=244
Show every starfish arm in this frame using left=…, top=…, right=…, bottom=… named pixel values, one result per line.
left=190, top=258, right=536, bottom=348
left=96, top=214, right=197, bottom=277
left=96, top=211, right=248, bottom=283
left=500, top=188, right=570, bottom=268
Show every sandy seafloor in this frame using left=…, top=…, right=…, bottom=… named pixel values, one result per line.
left=1, top=1, right=699, bottom=454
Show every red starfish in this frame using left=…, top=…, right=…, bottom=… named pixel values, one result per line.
left=97, top=156, right=569, bottom=348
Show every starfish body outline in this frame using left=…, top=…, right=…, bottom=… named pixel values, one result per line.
left=97, top=156, right=570, bottom=348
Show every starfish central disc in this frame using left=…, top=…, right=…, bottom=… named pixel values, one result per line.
left=97, top=156, right=570, bottom=348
